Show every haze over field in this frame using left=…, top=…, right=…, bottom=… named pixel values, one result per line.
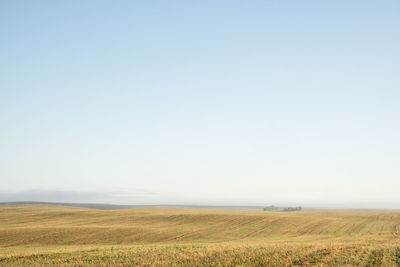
left=1, top=1, right=400, bottom=208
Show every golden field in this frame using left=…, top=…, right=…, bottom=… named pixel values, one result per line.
left=1, top=205, right=400, bottom=266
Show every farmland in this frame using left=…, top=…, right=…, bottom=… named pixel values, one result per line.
left=1, top=205, right=400, bottom=266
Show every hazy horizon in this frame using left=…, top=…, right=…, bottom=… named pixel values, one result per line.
left=1, top=1, right=400, bottom=209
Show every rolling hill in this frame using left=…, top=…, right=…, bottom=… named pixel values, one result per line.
left=1, top=204, right=400, bottom=266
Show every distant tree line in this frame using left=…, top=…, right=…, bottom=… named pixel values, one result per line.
left=263, top=205, right=302, bottom=212
left=281, top=206, right=302, bottom=212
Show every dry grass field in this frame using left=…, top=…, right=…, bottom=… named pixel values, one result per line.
left=1, top=205, right=400, bottom=266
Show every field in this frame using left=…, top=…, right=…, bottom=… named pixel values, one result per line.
left=1, top=205, right=400, bottom=266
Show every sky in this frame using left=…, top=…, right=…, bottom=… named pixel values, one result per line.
left=1, top=1, right=400, bottom=208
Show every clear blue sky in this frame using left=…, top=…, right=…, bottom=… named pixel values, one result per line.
left=1, top=1, right=399, bottom=207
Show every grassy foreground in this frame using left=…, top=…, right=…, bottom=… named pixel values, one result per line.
left=1, top=205, right=400, bottom=266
